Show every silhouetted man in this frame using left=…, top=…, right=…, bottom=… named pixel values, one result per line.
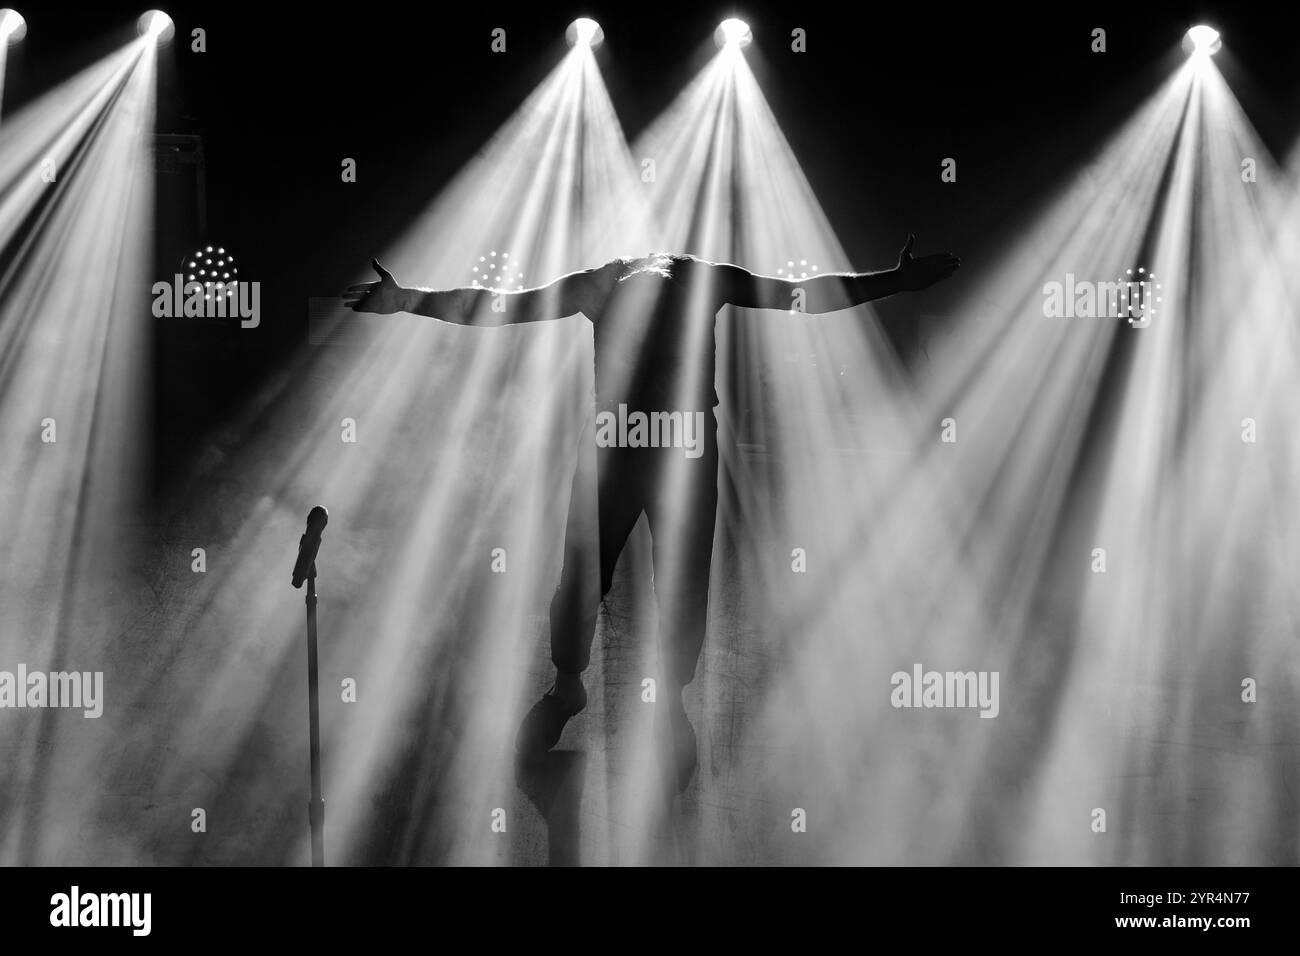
left=345, top=237, right=959, bottom=786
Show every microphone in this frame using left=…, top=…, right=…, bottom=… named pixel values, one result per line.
left=292, top=506, right=329, bottom=588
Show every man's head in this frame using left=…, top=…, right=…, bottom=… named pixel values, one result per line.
left=615, top=253, right=675, bottom=282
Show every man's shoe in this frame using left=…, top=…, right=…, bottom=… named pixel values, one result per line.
left=657, top=702, right=697, bottom=791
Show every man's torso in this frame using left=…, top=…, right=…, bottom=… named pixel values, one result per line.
left=586, top=258, right=720, bottom=415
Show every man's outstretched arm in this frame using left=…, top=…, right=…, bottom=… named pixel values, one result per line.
left=710, top=235, right=959, bottom=313
left=343, top=259, right=611, bottom=326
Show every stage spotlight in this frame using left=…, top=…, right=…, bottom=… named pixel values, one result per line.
left=0, top=8, right=25, bottom=44
left=714, top=17, right=752, bottom=49
left=565, top=17, right=603, bottom=49
left=184, top=245, right=238, bottom=298
left=1183, top=24, right=1221, bottom=56
left=136, top=10, right=174, bottom=44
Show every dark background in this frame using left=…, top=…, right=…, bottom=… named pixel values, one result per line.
left=5, top=0, right=1298, bottom=484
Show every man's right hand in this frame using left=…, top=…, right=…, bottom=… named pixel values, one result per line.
left=343, top=259, right=405, bottom=314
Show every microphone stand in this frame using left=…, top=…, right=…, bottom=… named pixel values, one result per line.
left=305, top=564, right=325, bottom=867
left=293, top=505, right=328, bottom=866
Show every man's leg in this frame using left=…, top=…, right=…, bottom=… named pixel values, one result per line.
left=644, top=431, right=719, bottom=784
left=546, top=432, right=602, bottom=683
left=517, top=443, right=645, bottom=754
left=647, top=438, right=719, bottom=688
